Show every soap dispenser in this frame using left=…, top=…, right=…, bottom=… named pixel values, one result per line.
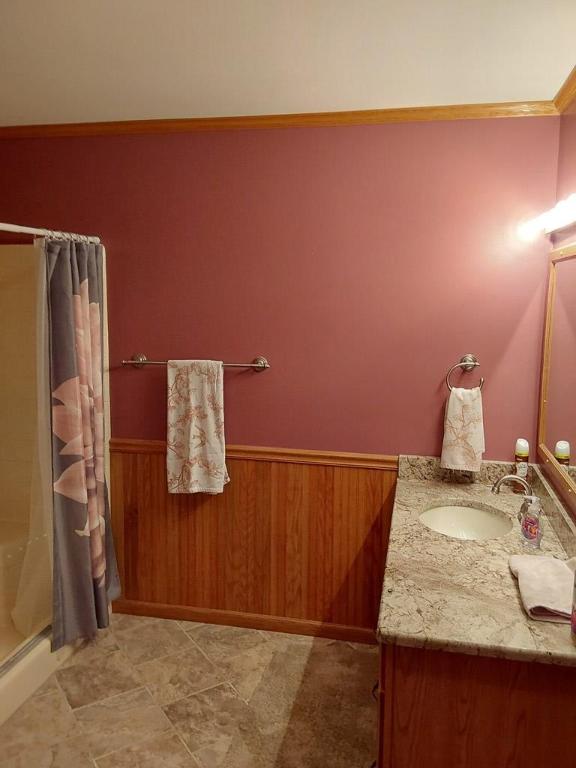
left=518, top=495, right=543, bottom=549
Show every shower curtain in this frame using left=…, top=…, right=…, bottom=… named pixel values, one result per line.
left=45, top=240, right=120, bottom=650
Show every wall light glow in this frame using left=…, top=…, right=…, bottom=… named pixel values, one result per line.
left=517, top=193, right=576, bottom=242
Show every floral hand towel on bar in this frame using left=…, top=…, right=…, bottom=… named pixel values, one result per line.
left=167, top=360, right=230, bottom=493
left=440, top=386, right=485, bottom=472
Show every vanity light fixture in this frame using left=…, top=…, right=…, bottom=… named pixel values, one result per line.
left=517, top=192, right=576, bottom=241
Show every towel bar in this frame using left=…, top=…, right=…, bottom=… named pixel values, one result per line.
left=121, top=354, right=270, bottom=371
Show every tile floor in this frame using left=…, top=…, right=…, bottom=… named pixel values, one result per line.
left=0, top=615, right=379, bottom=767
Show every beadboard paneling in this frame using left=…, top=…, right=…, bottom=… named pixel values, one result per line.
left=110, top=439, right=397, bottom=641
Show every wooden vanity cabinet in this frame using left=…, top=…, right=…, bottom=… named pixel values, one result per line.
left=378, top=643, right=576, bottom=768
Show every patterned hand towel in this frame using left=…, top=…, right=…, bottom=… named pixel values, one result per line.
left=440, top=387, right=485, bottom=472
left=509, top=555, right=576, bottom=622
left=167, top=360, right=230, bottom=494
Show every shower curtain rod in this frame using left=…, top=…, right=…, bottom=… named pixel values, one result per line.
left=0, top=221, right=101, bottom=244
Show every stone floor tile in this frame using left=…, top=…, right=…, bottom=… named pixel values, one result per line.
left=112, top=620, right=191, bottom=665
left=185, top=624, right=267, bottom=663
left=61, top=628, right=120, bottom=669
left=74, top=686, right=173, bottom=758
left=2, top=736, right=95, bottom=768
left=163, top=683, right=256, bottom=756
left=215, top=642, right=277, bottom=702
left=0, top=689, right=77, bottom=761
left=136, top=645, right=224, bottom=706
left=95, top=731, right=197, bottom=767
left=251, top=640, right=378, bottom=767
left=33, top=675, right=61, bottom=698
left=56, top=649, right=142, bottom=709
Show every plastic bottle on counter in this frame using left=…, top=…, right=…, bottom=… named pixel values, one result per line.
left=554, top=440, right=571, bottom=467
left=513, top=438, right=530, bottom=494
left=518, top=495, right=543, bottom=548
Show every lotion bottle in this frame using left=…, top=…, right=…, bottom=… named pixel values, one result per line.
left=554, top=440, right=570, bottom=467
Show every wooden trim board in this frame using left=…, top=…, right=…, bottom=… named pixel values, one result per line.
left=0, top=100, right=557, bottom=139
left=554, top=65, right=576, bottom=114
left=109, top=437, right=398, bottom=470
left=113, top=599, right=376, bottom=644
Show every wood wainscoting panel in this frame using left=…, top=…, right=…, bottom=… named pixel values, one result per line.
left=110, top=439, right=397, bottom=640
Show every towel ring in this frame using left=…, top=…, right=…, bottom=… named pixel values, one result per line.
left=446, top=354, right=484, bottom=391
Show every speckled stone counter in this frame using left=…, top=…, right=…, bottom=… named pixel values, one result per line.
left=377, top=456, right=576, bottom=666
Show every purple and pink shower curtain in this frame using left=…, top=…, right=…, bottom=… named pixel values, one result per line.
left=45, top=240, right=120, bottom=650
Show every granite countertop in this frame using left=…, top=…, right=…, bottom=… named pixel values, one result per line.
left=377, top=457, right=576, bottom=666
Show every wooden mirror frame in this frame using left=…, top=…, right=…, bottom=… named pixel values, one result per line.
left=538, top=240, right=576, bottom=516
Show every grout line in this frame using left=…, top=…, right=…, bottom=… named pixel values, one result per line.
left=182, top=628, right=271, bottom=666
left=71, top=684, right=150, bottom=712
left=161, top=680, right=234, bottom=711
left=174, top=730, right=202, bottom=766
left=227, top=681, right=246, bottom=702
left=182, top=633, right=221, bottom=667
left=125, top=635, right=200, bottom=670
left=91, top=725, right=174, bottom=761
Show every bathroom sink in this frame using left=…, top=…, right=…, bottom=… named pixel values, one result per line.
left=419, top=502, right=513, bottom=541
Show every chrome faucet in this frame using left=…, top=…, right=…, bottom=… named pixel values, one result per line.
left=491, top=474, right=533, bottom=497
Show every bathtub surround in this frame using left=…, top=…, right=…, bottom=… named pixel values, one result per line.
left=0, top=115, right=558, bottom=460
left=45, top=241, right=120, bottom=649
left=0, top=244, right=52, bottom=663
left=166, top=360, right=229, bottom=494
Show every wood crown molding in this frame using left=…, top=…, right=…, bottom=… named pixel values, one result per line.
left=0, top=100, right=558, bottom=139
left=109, top=437, right=398, bottom=470
left=554, top=65, right=576, bottom=114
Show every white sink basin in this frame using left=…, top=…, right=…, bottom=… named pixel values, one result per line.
left=419, top=502, right=513, bottom=541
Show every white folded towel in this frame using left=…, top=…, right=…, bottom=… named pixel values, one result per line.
left=440, top=387, right=485, bottom=472
left=509, top=555, right=576, bottom=623
left=166, top=360, right=230, bottom=494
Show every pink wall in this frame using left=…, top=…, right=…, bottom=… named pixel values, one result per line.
left=0, top=117, right=559, bottom=459
left=557, top=106, right=576, bottom=201
left=554, top=97, right=576, bottom=245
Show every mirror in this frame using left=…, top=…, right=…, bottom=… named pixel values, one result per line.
left=541, top=250, right=576, bottom=470
left=538, top=89, right=576, bottom=504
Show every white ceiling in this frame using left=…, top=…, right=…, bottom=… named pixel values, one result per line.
left=0, top=0, right=575, bottom=126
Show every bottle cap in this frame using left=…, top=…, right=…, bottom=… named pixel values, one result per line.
left=554, top=440, right=570, bottom=459
left=515, top=438, right=529, bottom=458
